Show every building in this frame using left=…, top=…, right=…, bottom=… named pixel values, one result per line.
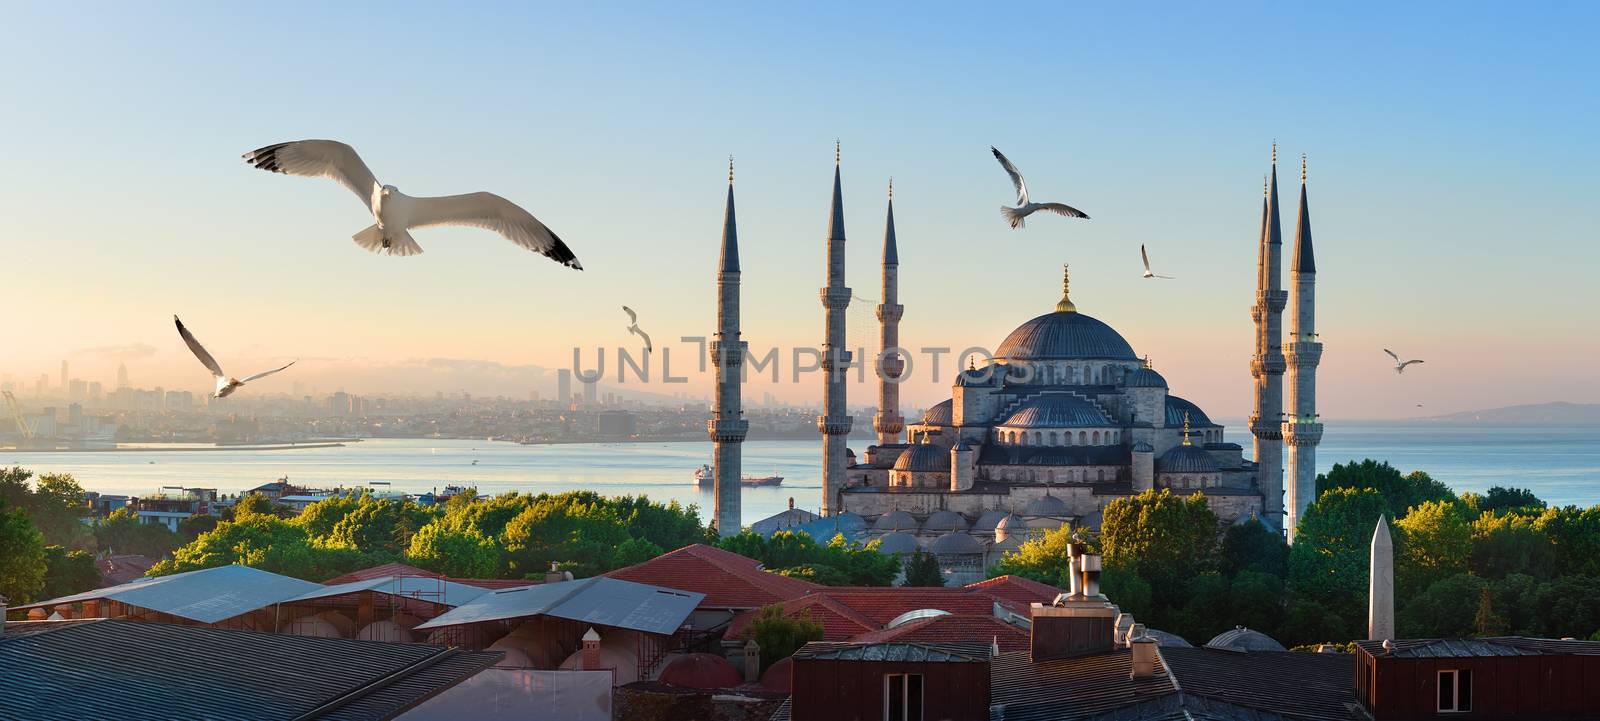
left=1354, top=637, right=1600, bottom=720
left=557, top=368, right=572, bottom=409
left=708, top=159, right=748, bottom=537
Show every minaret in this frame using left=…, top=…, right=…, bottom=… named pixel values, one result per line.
left=1282, top=154, right=1323, bottom=542
left=873, top=179, right=905, bottom=447
left=1368, top=514, right=1395, bottom=641
left=1250, top=145, right=1288, bottom=533
left=818, top=142, right=853, bottom=516
left=708, top=157, right=748, bottom=537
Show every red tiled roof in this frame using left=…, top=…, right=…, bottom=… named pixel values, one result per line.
left=604, top=544, right=819, bottom=609
left=962, top=575, right=1063, bottom=614
left=727, top=594, right=881, bottom=641
left=848, top=614, right=1031, bottom=652
left=725, top=584, right=1041, bottom=640
left=96, top=555, right=157, bottom=587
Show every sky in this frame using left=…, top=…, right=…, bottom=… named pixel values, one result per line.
left=2, top=1, right=1597, bottom=420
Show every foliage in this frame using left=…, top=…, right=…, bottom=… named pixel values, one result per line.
left=94, top=508, right=179, bottom=559
left=41, top=545, right=100, bottom=600
left=715, top=531, right=899, bottom=587
left=990, top=524, right=1076, bottom=588
left=178, top=514, right=219, bottom=540
left=405, top=523, right=500, bottom=578
left=1288, top=486, right=1389, bottom=638
left=1470, top=511, right=1554, bottom=580
left=1478, top=486, right=1546, bottom=515
left=233, top=492, right=293, bottom=519
left=1395, top=500, right=1471, bottom=595
left=1221, top=518, right=1289, bottom=578
left=1398, top=573, right=1487, bottom=638
left=1099, top=489, right=1219, bottom=581
left=745, top=603, right=823, bottom=674
left=0, top=468, right=92, bottom=549
left=1474, top=587, right=1507, bottom=636
left=1316, top=459, right=1454, bottom=519
left=149, top=514, right=378, bottom=582
left=901, top=550, right=945, bottom=587
left=0, top=505, right=48, bottom=604
left=1534, top=506, right=1600, bottom=578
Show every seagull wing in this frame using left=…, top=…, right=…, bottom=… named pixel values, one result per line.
left=991, top=146, right=1029, bottom=205
left=174, top=316, right=226, bottom=379
left=1142, top=244, right=1151, bottom=272
left=635, top=328, right=653, bottom=353
left=1037, top=202, right=1090, bottom=219
left=243, top=140, right=381, bottom=210
left=407, top=192, right=582, bottom=269
left=1384, top=349, right=1401, bottom=363
left=623, top=306, right=637, bottom=324
left=1400, top=360, right=1425, bottom=369
left=240, top=361, right=296, bottom=384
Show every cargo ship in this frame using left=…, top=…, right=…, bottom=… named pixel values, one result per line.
left=694, top=464, right=783, bottom=487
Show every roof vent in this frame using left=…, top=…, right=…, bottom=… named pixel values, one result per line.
left=887, top=608, right=952, bottom=629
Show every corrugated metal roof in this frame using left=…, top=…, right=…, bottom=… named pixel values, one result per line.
left=792, top=641, right=989, bottom=662
left=0, top=619, right=500, bottom=721
left=13, top=564, right=322, bottom=624
left=414, top=576, right=702, bottom=636
left=289, top=575, right=493, bottom=608
left=1354, top=636, right=1573, bottom=658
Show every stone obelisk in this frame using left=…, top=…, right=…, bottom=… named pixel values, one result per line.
left=1369, top=514, right=1395, bottom=641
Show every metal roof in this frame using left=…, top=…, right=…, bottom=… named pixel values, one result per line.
left=0, top=619, right=500, bottom=721
left=288, top=575, right=493, bottom=608
left=1353, top=636, right=1592, bottom=658
left=792, top=641, right=989, bottom=663
left=13, top=565, right=321, bottom=624
left=414, top=576, right=703, bottom=636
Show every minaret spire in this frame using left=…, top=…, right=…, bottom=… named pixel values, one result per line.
left=709, top=157, right=748, bottom=536
left=873, top=178, right=904, bottom=446
left=1282, top=156, right=1323, bottom=542
left=1251, top=146, right=1288, bottom=534
left=818, top=144, right=853, bottom=515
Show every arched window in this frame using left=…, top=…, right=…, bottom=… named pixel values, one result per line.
left=1079, top=431, right=1087, bottom=444
left=1092, top=431, right=1100, bottom=445
left=1049, top=431, right=1058, bottom=445
left=1034, top=432, right=1042, bottom=445
left=1097, top=469, right=1105, bottom=482
left=1020, top=433, right=1028, bottom=446
left=1063, top=431, right=1072, bottom=446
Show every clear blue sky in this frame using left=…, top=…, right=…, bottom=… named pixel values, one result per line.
left=2, top=1, right=1596, bottom=419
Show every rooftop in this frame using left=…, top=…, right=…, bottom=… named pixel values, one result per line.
left=604, top=543, right=818, bottom=609
left=12, top=564, right=321, bottom=624
left=414, top=575, right=702, bottom=636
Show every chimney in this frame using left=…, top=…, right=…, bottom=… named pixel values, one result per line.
left=1130, top=634, right=1158, bottom=678
left=1114, top=613, right=1135, bottom=646
left=581, top=627, right=602, bottom=670
left=743, top=639, right=761, bottom=682
left=545, top=562, right=567, bottom=585
left=1030, top=546, right=1117, bottom=661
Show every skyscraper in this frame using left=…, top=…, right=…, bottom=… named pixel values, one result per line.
left=817, top=143, right=852, bottom=516
left=708, top=157, right=748, bottom=537
left=117, top=363, right=129, bottom=389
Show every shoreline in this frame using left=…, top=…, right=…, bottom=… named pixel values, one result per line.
left=2, top=442, right=347, bottom=453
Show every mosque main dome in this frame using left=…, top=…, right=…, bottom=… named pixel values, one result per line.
left=993, top=310, right=1138, bottom=362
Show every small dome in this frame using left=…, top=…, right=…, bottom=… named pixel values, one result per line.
left=931, top=532, right=985, bottom=555
left=1164, top=395, right=1215, bottom=427
left=873, top=510, right=919, bottom=532
left=995, top=310, right=1138, bottom=362
left=923, top=510, right=969, bottom=533
left=876, top=531, right=921, bottom=554
left=1127, top=366, right=1168, bottom=389
left=893, top=443, right=948, bottom=473
left=993, top=534, right=1024, bottom=553
left=993, top=513, right=1024, bottom=542
left=1131, top=441, right=1155, bottom=453
left=1158, top=445, right=1219, bottom=474
left=922, top=399, right=954, bottom=426
left=1001, top=394, right=1113, bottom=428
left=658, top=652, right=743, bottom=690
left=832, top=511, right=868, bottom=532
left=1022, top=494, right=1070, bottom=518
left=1206, top=626, right=1287, bottom=652
left=955, top=366, right=1001, bottom=387
left=1144, top=628, right=1193, bottom=648
left=972, top=509, right=1011, bottom=533
left=759, top=656, right=793, bottom=693
left=1079, top=509, right=1104, bottom=531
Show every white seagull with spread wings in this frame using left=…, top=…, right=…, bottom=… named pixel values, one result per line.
left=243, top=140, right=581, bottom=269
left=623, top=306, right=653, bottom=354
left=1384, top=349, right=1425, bottom=374
left=174, top=316, right=295, bottom=398
left=991, top=146, right=1090, bottom=229
left=1141, top=244, right=1174, bottom=279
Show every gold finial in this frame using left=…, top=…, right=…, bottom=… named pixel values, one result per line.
left=835, top=139, right=840, bottom=165
left=968, top=356, right=977, bottom=371
left=1142, top=355, right=1153, bottom=369
left=728, top=155, right=734, bottom=184
left=1301, top=154, right=1307, bottom=183
left=1263, top=174, right=1268, bottom=197
left=888, top=177, right=893, bottom=199
left=1055, top=263, right=1077, bottom=313
left=1272, top=141, right=1277, bottom=164
left=1182, top=411, right=1192, bottom=446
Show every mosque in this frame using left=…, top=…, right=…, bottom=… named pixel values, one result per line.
left=717, top=147, right=1323, bottom=578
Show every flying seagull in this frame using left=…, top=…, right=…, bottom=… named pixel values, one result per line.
left=174, top=315, right=295, bottom=398
left=1141, top=244, right=1173, bottom=279
left=1384, top=349, right=1425, bottom=374
left=623, top=306, right=653, bottom=354
left=242, top=140, right=582, bottom=269
left=990, top=146, right=1089, bottom=229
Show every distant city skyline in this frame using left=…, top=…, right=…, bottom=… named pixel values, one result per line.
left=3, top=2, right=1597, bottom=420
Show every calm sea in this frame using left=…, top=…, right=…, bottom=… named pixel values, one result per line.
left=7, top=421, right=1598, bottom=522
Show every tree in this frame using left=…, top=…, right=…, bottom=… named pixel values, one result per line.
left=150, top=514, right=375, bottom=582
left=233, top=492, right=292, bottom=519
left=0, top=468, right=91, bottom=548
left=0, top=505, right=48, bottom=603
left=902, top=550, right=945, bottom=587
left=1479, top=486, right=1546, bottom=515
left=817, top=535, right=899, bottom=586
left=1221, top=518, right=1289, bottom=578
left=1399, top=573, right=1488, bottom=638
left=991, top=524, right=1075, bottom=588
left=41, top=545, right=99, bottom=599
left=1316, top=459, right=1453, bottom=519
left=1279, top=598, right=1349, bottom=648
left=1534, top=506, right=1600, bottom=578
left=1470, top=511, right=1554, bottom=580
left=178, top=514, right=219, bottom=541
left=1288, top=487, right=1389, bottom=639
left=1100, top=489, right=1219, bottom=580
left=94, top=508, right=178, bottom=559
left=745, top=603, right=823, bottom=674
left=714, top=530, right=897, bottom=587
left=406, top=523, right=499, bottom=579
left=1474, top=587, right=1507, bottom=636
left=1395, top=500, right=1471, bottom=595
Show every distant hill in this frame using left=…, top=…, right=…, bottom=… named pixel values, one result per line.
left=1420, top=402, right=1600, bottom=424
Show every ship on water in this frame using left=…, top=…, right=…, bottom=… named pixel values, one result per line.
left=694, top=464, right=783, bottom=487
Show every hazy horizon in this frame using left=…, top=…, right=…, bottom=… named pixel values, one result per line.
left=4, top=2, right=1597, bottom=420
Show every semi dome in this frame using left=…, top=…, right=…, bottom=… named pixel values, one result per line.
left=873, top=510, right=919, bottom=532
left=1206, top=626, right=1287, bottom=652
left=924, top=510, right=969, bottom=533
left=658, top=652, right=743, bottom=690
left=893, top=444, right=948, bottom=473
left=972, top=509, right=1012, bottom=534
left=1165, top=395, right=1215, bottom=427
left=995, top=311, right=1138, bottom=362
left=1158, top=445, right=1219, bottom=474
left=922, top=399, right=954, bottom=425
left=1001, top=394, right=1113, bottom=428
left=876, top=531, right=920, bottom=554
left=931, top=532, right=985, bottom=555
left=1127, top=366, right=1168, bottom=389
left=993, top=513, right=1023, bottom=540
left=1022, top=494, right=1070, bottom=518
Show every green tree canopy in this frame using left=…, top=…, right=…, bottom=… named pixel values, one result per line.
left=1288, top=487, right=1389, bottom=639
left=94, top=508, right=178, bottom=559
left=1100, top=489, right=1219, bottom=581
left=713, top=530, right=898, bottom=587
left=0, top=505, right=48, bottom=603
left=745, top=603, right=824, bottom=674
left=1395, top=500, right=1472, bottom=595
left=0, top=468, right=91, bottom=549
left=991, top=524, right=1076, bottom=589
left=1221, top=517, right=1289, bottom=578
left=901, top=550, right=945, bottom=587
left=1470, top=511, right=1554, bottom=580
left=1316, top=459, right=1453, bottom=519
left=405, top=523, right=499, bottom=579
left=41, top=545, right=100, bottom=600
left=1479, top=486, right=1546, bottom=515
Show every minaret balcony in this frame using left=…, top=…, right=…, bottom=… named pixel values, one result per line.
left=1248, top=415, right=1284, bottom=440
left=875, top=304, right=904, bottom=322
left=819, top=287, right=853, bottom=309
left=877, top=356, right=906, bottom=377
left=817, top=415, right=854, bottom=435
left=873, top=413, right=905, bottom=434
left=1265, top=290, right=1289, bottom=312
left=709, top=341, right=748, bottom=367
left=1281, top=421, right=1323, bottom=446
left=708, top=419, right=749, bottom=443
left=1281, top=341, right=1323, bottom=365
